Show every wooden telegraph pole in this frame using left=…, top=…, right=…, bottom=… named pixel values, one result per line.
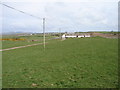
left=43, top=18, right=45, bottom=50
left=59, top=28, right=61, bottom=39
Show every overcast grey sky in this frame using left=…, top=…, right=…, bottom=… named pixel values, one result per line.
left=0, top=0, right=119, bottom=33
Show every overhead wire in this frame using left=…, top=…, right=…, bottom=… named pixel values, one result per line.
left=0, top=2, right=43, bottom=20
left=0, top=2, right=44, bottom=32
left=0, top=2, right=80, bottom=33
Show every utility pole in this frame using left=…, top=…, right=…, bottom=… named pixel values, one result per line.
left=43, top=18, right=45, bottom=49
left=59, top=28, right=61, bottom=39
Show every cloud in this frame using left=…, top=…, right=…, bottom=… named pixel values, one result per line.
left=2, top=0, right=119, bottom=2
left=1, top=1, right=118, bottom=33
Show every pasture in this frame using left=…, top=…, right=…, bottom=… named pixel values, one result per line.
left=1, top=34, right=56, bottom=49
left=2, top=36, right=118, bottom=88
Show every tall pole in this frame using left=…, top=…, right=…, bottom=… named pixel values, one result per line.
left=43, top=18, right=45, bottom=49
left=59, top=28, right=61, bottom=39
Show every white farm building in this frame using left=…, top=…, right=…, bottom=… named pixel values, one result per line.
left=62, top=33, right=91, bottom=39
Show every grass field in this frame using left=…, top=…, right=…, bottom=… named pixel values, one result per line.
left=1, top=35, right=56, bottom=49
left=2, top=37, right=118, bottom=88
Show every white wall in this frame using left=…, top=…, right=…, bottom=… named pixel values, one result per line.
left=62, top=34, right=91, bottom=38
left=66, top=36, right=76, bottom=38
left=78, top=35, right=84, bottom=38
left=62, top=34, right=66, bottom=38
left=85, top=35, right=90, bottom=37
left=78, top=35, right=90, bottom=37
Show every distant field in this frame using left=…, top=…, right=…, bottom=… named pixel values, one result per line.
left=2, top=37, right=118, bottom=88
left=91, top=31, right=120, bottom=34
left=1, top=35, right=57, bottom=49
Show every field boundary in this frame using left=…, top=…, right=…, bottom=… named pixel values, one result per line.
left=0, top=42, right=47, bottom=51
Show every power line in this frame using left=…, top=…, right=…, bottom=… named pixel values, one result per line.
left=0, top=2, right=46, bottom=49
left=0, top=2, right=43, bottom=20
left=0, top=2, right=80, bottom=34
left=0, top=2, right=80, bottom=32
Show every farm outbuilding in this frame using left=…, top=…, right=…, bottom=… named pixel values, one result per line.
left=62, top=33, right=91, bottom=39
left=78, top=34, right=90, bottom=38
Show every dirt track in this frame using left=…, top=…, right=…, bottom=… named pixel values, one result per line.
left=0, top=42, right=47, bottom=51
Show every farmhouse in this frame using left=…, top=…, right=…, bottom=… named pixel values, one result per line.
left=62, top=33, right=91, bottom=39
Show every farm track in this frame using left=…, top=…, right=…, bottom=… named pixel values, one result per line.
left=1, top=37, right=60, bottom=51
left=0, top=42, right=47, bottom=51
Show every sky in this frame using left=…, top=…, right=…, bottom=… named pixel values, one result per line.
left=0, top=0, right=119, bottom=33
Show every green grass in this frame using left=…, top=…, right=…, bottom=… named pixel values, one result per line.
left=2, top=37, right=118, bottom=88
left=1, top=35, right=57, bottom=49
